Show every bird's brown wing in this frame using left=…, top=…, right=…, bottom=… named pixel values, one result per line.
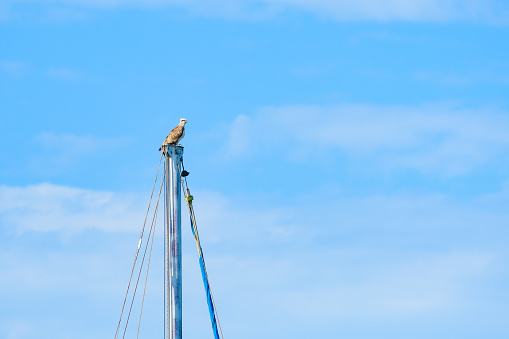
left=164, top=125, right=183, bottom=144
left=159, top=124, right=185, bottom=151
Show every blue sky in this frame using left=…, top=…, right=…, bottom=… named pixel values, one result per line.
left=1, top=1, right=509, bottom=338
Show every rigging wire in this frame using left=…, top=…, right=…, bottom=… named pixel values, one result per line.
left=163, top=161, right=167, bottom=339
left=122, top=171, right=165, bottom=339
left=137, top=176, right=161, bottom=339
left=114, top=153, right=163, bottom=339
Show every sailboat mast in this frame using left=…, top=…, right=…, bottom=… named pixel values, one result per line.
left=165, top=145, right=183, bottom=339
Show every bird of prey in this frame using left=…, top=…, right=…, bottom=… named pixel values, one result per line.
left=159, top=118, right=187, bottom=151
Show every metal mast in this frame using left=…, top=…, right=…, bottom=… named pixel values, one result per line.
left=164, top=145, right=183, bottom=339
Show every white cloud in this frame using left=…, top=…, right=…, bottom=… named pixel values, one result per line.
left=0, top=3, right=8, bottom=21
left=222, top=115, right=252, bottom=158
left=211, top=251, right=492, bottom=323
left=188, top=190, right=301, bottom=246
left=0, top=183, right=149, bottom=232
left=222, top=103, right=509, bottom=175
left=415, top=68, right=509, bottom=86
left=186, top=188, right=507, bottom=332
left=0, top=182, right=508, bottom=337
left=3, top=0, right=509, bottom=22
left=0, top=60, right=27, bottom=76
left=0, top=320, right=32, bottom=339
left=46, top=67, right=85, bottom=81
left=264, top=0, right=493, bottom=22
left=3, top=178, right=508, bottom=249
left=1, top=62, right=89, bottom=80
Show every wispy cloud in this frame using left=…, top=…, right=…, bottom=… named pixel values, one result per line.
left=0, top=183, right=147, bottom=233
left=3, top=180, right=508, bottom=245
left=0, top=2, right=8, bottom=22
left=222, top=103, right=509, bottom=175
left=3, top=0, right=509, bottom=23
left=262, top=0, right=508, bottom=23
left=1, top=62, right=89, bottom=80
left=182, top=187, right=508, bottom=334
left=0, top=182, right=507, bottom=336
left=210, top=251, right=493, bottom=325
left=415, top=68, right=509, bottom=86
left=46, top=68, right=86, bottom=81
left=0, top=60, right=27, bottom=77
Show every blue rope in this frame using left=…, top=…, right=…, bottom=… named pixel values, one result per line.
left=189, top=214, right=220, bottom=339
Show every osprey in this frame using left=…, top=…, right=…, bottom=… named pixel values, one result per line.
left=159, top=118, right=187, bottom=151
